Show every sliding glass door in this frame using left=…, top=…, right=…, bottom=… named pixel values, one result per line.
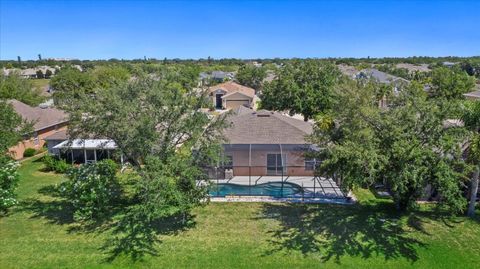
left=267, top=154, right=286, bottom=175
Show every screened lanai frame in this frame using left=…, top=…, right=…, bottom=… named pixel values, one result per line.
left=206, top=143, right=346, bottom=199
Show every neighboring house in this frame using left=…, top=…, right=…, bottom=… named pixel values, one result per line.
left=215, top=106, right=317, bottom=178
left=338, top=64, right=359, bottom=78
left=356, top=68, right=409, bottom=87
left=7, top=100, right=68, bottom=159
left=395, top=63, right=431, bottom=72
left=208, top=81, right=256, bottom=110
left=442, top=61, right=457, bottom=68
left=199, top=71, right=235, bottom=86
left=19, top=68, right=37, bottom=79
left=3, top=66, right=57, bottom=79
left=356, top=68, right=410, bottom=107
left=464, top=85, right=480, bottom=100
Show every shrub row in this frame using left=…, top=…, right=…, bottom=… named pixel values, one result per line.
left=42, top=155, right=71, bottom=173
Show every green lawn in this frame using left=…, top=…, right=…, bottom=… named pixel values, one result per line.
left=1, top=157, right=480, bottom=268
left=31, top=79, right=50, bottom=96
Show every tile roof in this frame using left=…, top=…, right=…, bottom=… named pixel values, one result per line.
left=7, top=99, right=68, bottom=131
left=209, top=81, right=255, bottom=98
left=223, top=107, right=313, bottom=144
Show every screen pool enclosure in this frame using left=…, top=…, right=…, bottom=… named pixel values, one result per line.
left=204, top=144, right=346, bottom=200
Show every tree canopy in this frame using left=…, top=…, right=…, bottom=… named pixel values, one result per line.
left=429, top=67, right=475, bottom=100
left=0, top=73, right=44, bottom=106
left=310, top=80, right=469, bottom=211
left=235, top=64, right=267, bottom=91
left=63, top=74, right=228, bottom=258
left=51, top=65, right=131, bottom=106
left=260, top=60, right=341, bottom=121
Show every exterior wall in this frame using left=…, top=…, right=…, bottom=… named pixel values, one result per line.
left=225, top=147, right=314, bottom=177
left=8, top=123, right=68, bottom=160
left=223, top=92, right=252, bottom=109
left=46, top=139, right=65, bottom=155
left=224, top=99, right=250, bottom=110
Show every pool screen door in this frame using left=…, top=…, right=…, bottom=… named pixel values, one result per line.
left=267, top=154, right=286, bottom=175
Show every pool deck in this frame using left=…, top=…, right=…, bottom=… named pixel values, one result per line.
left=204, top=175, right=347, bottom=201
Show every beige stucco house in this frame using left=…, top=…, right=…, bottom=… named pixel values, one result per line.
left=208, top=81, right=256, bottom=110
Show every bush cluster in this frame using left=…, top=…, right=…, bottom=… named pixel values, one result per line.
left=23, top=148, right=37, bottom=157
left=60, top=159, right=120, bottom=221
left=0, top=161, right=19, bottom=213
left=42, top=155, right=71, bottom=173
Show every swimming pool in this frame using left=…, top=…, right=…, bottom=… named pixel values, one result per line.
left=209, top=182, right=303, bottom=197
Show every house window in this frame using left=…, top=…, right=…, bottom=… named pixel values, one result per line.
left=267, top=154, right=286, bottom=175
left=305, top=158, right=318, bottom=171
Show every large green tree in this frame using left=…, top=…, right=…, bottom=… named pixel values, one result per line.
left=310, top=80, right=469, bottom=211
left=430, top=67, right=475, bottom=100
left=51, top=66, right=97, bottom=106
left=0, top=73, right=44, bottom=106
left=236, top=64, right=267, bottom=91
left=261, top=60, right=341, bottom=121
left=91, top=65, right=130, bottom=88
left=463, top=100, right=480, bottom=217
left=64, top=75, right=227, bottom=257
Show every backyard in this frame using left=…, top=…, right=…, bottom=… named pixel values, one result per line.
left=1, top=156, right=480, bottom=269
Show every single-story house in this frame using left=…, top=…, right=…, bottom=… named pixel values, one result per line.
left=7, top=99, right=68, bottom=159
left=208, top=81, right=256, bottom=110
left=213, top=106, right=317, bottom=179
left=199, top=71, right=235, bottom=86
left=356, top=68, right=409, bottom=87
left=356, top=68, right=410, bottom=107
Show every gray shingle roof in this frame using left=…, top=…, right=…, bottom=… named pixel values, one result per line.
left=357, top=69, right=409, bottom=84
left=223, top=107, right=313, bottom=144
left=44, top=130, right=68, bottom=140
left=7, top=99, right=68, bottom=131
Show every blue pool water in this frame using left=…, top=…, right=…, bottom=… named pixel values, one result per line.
left=209, top=182, right=303, bottom=197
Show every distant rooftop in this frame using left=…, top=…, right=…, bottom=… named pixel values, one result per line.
left=357, top=68, right=409, bottom=84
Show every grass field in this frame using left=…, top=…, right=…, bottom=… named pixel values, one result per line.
left=30, top=79, right=50, bottom=96
left=1, top=156, right=480, bottom=268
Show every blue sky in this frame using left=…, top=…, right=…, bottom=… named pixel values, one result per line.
left=1, top=0, right=479, bottom=60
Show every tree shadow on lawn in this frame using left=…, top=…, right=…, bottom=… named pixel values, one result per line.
left=257, top=201, right=433, bottom=265
left=100, top=210, right=197, bottom=262
left=18, top=183, right=197, bottom=262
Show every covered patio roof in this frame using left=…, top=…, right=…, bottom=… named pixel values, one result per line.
left=53, top=139, right=117, bottom=150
